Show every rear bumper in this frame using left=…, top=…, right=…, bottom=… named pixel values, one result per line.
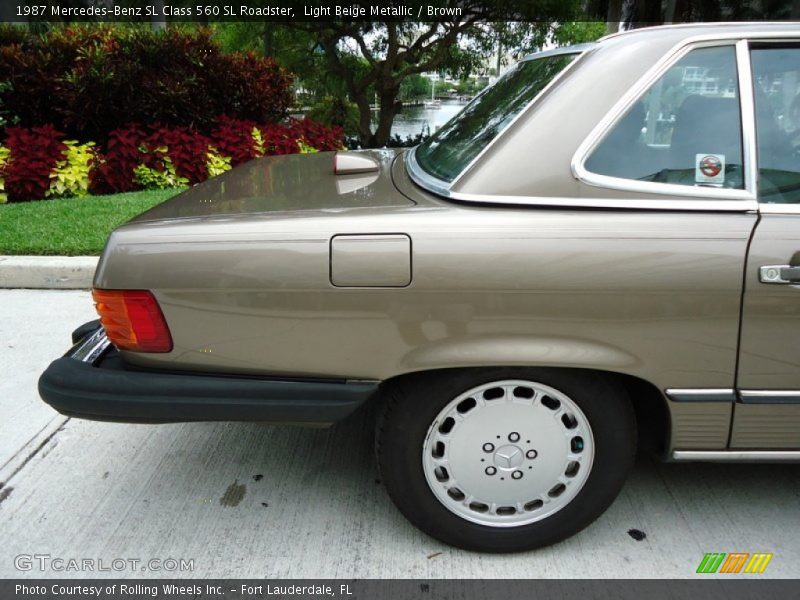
left=38, top=322, right=379, bottom=424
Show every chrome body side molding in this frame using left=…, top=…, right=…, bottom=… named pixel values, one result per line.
left=673, top=450, right=800, bottom=462
left=739, top=391, right=800, bottom=404
left=665, top=388, right=736, bottom=402
left=666, top=388, right=800, bottom=404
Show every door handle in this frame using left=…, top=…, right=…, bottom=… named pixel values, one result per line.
left=760, top=265, right=800, bottom=284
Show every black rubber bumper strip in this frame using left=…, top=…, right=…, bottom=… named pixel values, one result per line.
left=39, top=355, right=379, bottom=424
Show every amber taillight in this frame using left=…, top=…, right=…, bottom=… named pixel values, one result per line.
left=92, top=289, right=173, bottom=353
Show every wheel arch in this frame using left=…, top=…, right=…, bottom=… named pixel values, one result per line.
left=377, top=366, right=669, bottom=456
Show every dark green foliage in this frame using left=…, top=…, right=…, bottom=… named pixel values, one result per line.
left=0, top=26, right=294, bottom=141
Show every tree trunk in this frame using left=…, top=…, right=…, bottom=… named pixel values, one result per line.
left=263, top=26, right=274, bottom=57
left=373, top=87, right=401, bottom=148
left=496, top=34, right=502, bottom=76
left=353, top=85, right=401, bottom=148
left=353, top=92, right=374, bottom=148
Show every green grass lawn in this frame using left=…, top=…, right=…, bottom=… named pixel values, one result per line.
left=0, top=188, right=184, bottom=256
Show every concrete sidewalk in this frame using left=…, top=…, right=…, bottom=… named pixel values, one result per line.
left=0, top=256, right=97, bottom=289
left=1, top=289, right=799, bottom=579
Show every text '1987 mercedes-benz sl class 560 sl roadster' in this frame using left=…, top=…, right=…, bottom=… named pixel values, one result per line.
left=40, top=23, right=800, bottom=552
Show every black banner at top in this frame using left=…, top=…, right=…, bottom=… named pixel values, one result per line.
left=3, top=0, right=799, bottom=23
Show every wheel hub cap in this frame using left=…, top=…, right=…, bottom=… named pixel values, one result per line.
left=422, top=379, right=595, bottom=527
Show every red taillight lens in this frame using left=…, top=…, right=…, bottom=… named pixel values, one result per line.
left=92, top=289, right=173, bottom=353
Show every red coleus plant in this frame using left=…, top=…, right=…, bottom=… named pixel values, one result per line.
left=89, top=124, right=147, bottom=194
left=259, top=123, right=302, bottom=156
left=3, top=117, right=345, bottom=200
left=211, top=116, right=261, bottom=167
left=146, top=126, right=212, bottom=185
left=289, top=118, right=345, bottom=152
left=3, top=125, right=67, bottom=202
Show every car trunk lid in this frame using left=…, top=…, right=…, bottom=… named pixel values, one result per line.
left=130, top=149, right=413, bottom=223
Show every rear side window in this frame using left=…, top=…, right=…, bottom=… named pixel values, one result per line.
left=751, top=46, right=800, bottom=204
left=414, top=53, right=578, bottom=183
left=585, top=46, right=744, bottom=191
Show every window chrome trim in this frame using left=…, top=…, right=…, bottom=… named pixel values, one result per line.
left=760, top=203, right=800, bottom=214
left=407, top=46, right=592, bottom=193
left=736, top=39, right=759, bottom=199
left=403, top=185, right=758, bottom=212
left=408, top=30, right=800, bottom=212
left=573, top=31, right=800, bottom=209
left=572, top=37, right=757, bottom=204
left=750, top=40, right=800, bottom=211
left=406, top=146, right=451, bottom=196
left=449, top=49, right=588, bottom=188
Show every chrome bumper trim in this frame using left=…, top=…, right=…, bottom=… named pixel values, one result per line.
left=68, top=326, right=110, bottom=365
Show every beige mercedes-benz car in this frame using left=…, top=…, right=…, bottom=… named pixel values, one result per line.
left=40, top=23, right=800, bottom=552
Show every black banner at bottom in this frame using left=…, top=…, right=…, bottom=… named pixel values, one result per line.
left=2, top=579, right=798, bottom=600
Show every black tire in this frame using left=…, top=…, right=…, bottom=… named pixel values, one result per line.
left=375, top=367, right=636, bottom=552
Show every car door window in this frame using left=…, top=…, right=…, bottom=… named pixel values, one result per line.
left=751, top=46, right=800, bottom=204
left=585, top=46, right=744, bottom=191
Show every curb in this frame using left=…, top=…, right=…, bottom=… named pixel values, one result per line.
left=0, top=255, right=98, bottom=289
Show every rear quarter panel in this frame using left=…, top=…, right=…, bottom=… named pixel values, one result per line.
left=95, top=199, right=755, bottom=392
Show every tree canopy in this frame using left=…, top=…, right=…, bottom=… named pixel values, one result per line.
left=7, top=0, right=795, bottom=147
left=283, top=5, right=599, bottom=146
